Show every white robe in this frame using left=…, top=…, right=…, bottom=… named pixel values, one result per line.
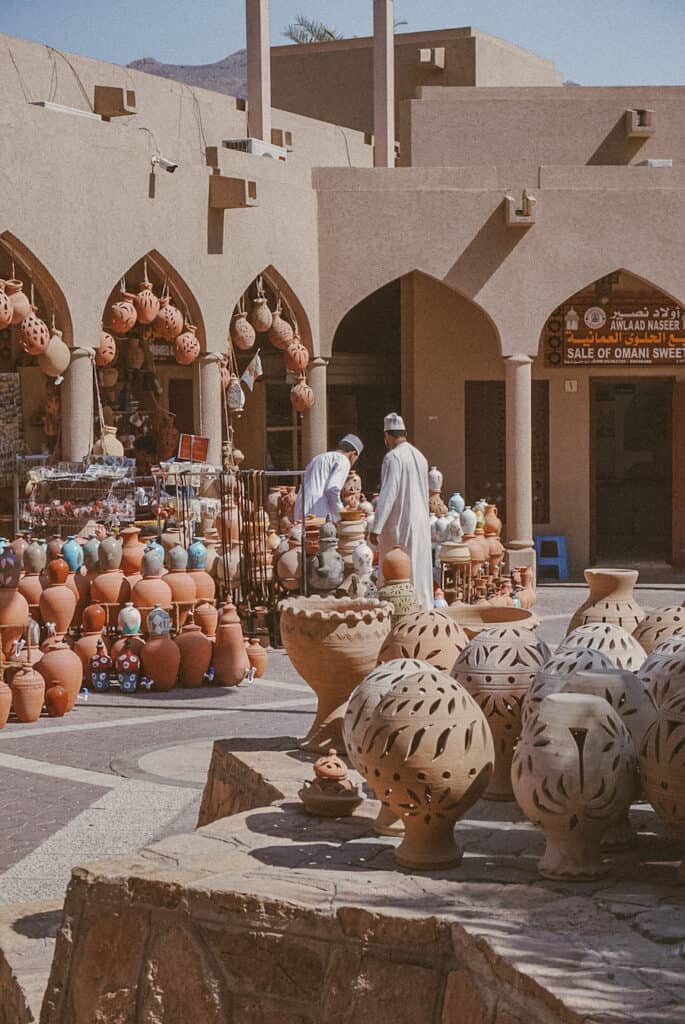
left=373, top=441, right=434, bottom=611
left=294, top=451, right=350, bottom=523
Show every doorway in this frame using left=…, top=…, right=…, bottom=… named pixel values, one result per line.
left=591, top=379, right=672, bottom=561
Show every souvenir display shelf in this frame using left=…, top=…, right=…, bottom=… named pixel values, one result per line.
left=15, top=456, right=136, bottom=535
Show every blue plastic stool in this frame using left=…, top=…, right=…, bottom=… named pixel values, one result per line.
left=534, top=535, right=569, bottom=580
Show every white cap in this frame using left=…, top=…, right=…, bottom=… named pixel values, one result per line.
left=384, top=412, right=406, bottom=432
left=340, top=433, right=363, bottom=455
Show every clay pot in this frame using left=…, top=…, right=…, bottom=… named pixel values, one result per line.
left=0, top=546, right=22, bottom=588
left=212, top=600, right=250, bottom=686
left=250, top=295, right=273, bottom=334
left=74, top=631, right=106, bottom=682
left=82, top=603, right=106, bottom=634
left=132, top=575, right=173, bottom=631
left=174, top=325, right=200, bottom=365
left=352, top=666, right=495, bottom=869
left=90, top=570, right=130, bottom=626
left=10, top=665, right=45, bottom=722
left=98, top=535, right=122, bottom=571
left=141, top=636, right=180, bottom=691
left=45, top=685, right=69, bottom=718
left=36, top=640, right=83, bottom=712
left=134, top=279, right=160, bottom=324
left=640, top=689, right=685, bottom=877
left=110, top=292, right=138, bottom=334
left=280, top=596, right=393, bottom=752
left=215, top=506, right=240, bottom=545
left=5, top=279, right=31, bottom=324
left=142, top=544, right=166, bottom=576
left=246, top=637, right=268, bottom=678
left=38, top=331, right=71, bottom=377
left=175, top=621, right=212, bottom=687
left=0, top=679, right=11, bottom=729
left=268, top=304, right=294, bottom=350
left=0, top=588, right=30, bottom=657
left=95, top=328, right=116, bottom=367
left=524, top=647, right=615, bottom=722
left=444, top=604, right=539, bottom=639
left=567, top=569, right=644, bottom=634
left=290, top=377, right=314, bottom=413
left=118, top=602, right=142, bottom=635
left=0, top=283, right=12, bottom=330
left=452, top=626, right=552, bottom=800
left=512, top=693, right=636, bottom=880
left=343, top=657, right=435, bottom=835
left=62, top=536, right=84, bottom=573
left=283, top=338, right=309, bottom=373
left=230, top=310, right=256, bottom=350
left=39, top=563, right=77, bottom=640
left=46, top=536, right=63, bottom=562
left=20, top=307, right=50, bottom=355
left=637, top=636, right=685, bottom=709
left=23, top=540, right=46, bottom=574
left=153, top=297, right=183, bottom=341
left=111, top=634, right=145, bottom=661
left=558, top=622, right=646, bottom=672
left=93, top=425, right=124, bottom=457
left=483, top=505, right=502, bottom=537
left=121, top=526, right=145, bottom=576
left=165, top=569, right=196, bottom=606
left=378, top=608, right=468, bottom=673
left=380, top=545, right=411, bottom=583
left=517, top=566, right=536, bottom=610
left=194, top=601, right=218, bottom=639
left=188, top=569, right=215, bottom=602
left=633, top=607, right=685, bottom=655
left=377, top=580, right=420, bottom=618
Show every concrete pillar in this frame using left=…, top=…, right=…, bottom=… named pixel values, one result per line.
left=246, top=0, right=271, bottom=142
left=504, top=354, right=534, bottom=557
left=301, top=356, right=328, bottom=464
left=62, top=347, right=94, bottom=461
left=373, top=0, right=395, bottom=168
left=196, top=353, right=223, bottom=466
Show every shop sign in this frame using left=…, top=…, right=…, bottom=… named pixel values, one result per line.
left=177, top=433, right=209, bottom=462
left=561, top=303, right=685, bottom=365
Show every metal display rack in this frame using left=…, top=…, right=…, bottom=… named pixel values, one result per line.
left=15, top=456, right=136, bottom=535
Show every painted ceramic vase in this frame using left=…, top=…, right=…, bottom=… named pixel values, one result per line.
left=10, top=665, right=45, bottom=723
left=280, top=596, right=393, bottom=753
left=0, top=679, right=11, bottom=729
left=141, top=546, right=165, bottom=577
left=449, top=492, right=465, bottom=515
left=460, top=506, right=477, bottom=536
left=640, top=688, right=685, bottom=879
left=82, top=538, right=100, bottom=572
left=194, top=601, right=218, bottom=639
left=512, top=693, right=636, bottom=880
left=343, top=657, right=435, bottom=835
left=246, top=637, right=268, bottom=678
left=558, top=622, right=646, bottom=672
left=23, top=540, right=46, bottom=575
left=187, top=536, right=208, bottom=570
left=115, top=642, right=141, bottom=692
left=637, top=636, right=685, bottom=709
left=39, top=559, right=77, bottom=640
left=98, top=535, right=123, bottom=571
left=90, top=641, right=113, bottom=692
left=62, top=536, right=84, bottom=572
left=524, top=647, right=615, bottom=722
left=378, top=608, right=468, bottom=673
left=175, top=621, right=212, bottom=687
left=633, top=607, right=685, bottom=655
left=121, top=526, right=145, bottom=575
left=0, top=546, right=22, bottom=588
left=36, top=640, right=83, bottom=712
left=141, top=636, right=180, bottom=692
left=353, top=667, right=494, bottom=869
left=452, top=626, right=552, bottom=800
left=567, top=569, right=645, bottom=634
left=118, top=602, right=142, bottom=635
left=147, top=604, right=172, bottom=637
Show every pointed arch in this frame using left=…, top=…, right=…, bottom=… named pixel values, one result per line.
left=0, top=231, right=74, bottom=343
left=227, top=264, right=314, bottom=354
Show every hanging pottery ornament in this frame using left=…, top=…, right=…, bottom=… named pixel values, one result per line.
left=19, top=307, right=50, bottom=356
left=268, top=299, right=294, bottom=350
left=174, top=325, right=200, bottom=365
left=5, top=279, right=31, bottom=325
left=290, top=376, right=314, bottom=413
left=110, top=291, right=138, bottom=334
left=0, top=282, right=12, bottom=330
left=283, top=336, right=309, bottom=373
left=250, top=277, right=273, bottom=333
left=95, top=327, right=116, bottom=367
left=153, top=295, right=184, bottom=341
left=133, top=272, right=160, bottom=325
left=38, top=328, right=71, bottom=378
left=230, top=308, right=256, bottom=351
left=220, top=360, right=231, bottom=389
left=226, top=374, right=246, bottom=412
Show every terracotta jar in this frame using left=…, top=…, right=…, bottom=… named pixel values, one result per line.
left=132, top=571, right=172, bottom=633
left=153, top=296, right=183, bottom=341
left=93, top=425, right=124, bottom=457
left=284, top=338, right=309, bottom=373
left=512, top=693, right=635, bottom=880
left=46, top=535, right=63, bottom=562
left=23, top=540, right=46, bottom=575
left=95, top=328, right=116, bottom=367
left=230, top=309, right=257, bottom=350
left=637, top=636, right=685, bottom=709
left=121, top=526, right=146, bottom=576
left=0, top=586, right=30, bottom=658
left=0, top=282, right=12, bottom=330
left=452, top=626, right=552, bottom=800
left=558, top=622, right=646, bottom=672
left=133, top=278, right=160, bottom=324
left=174, top=326, right=200, bottom=365
left=165, top=554, right=197, bottom=629
left=74, top=606, right=107, bottom=681
left=378, top=608, right=468, bottom=673
left=380, top=545, right=411, bottom=583
left=267, top=302, right=294, bottom=350
left=39, top=331, right=71, bottom=377
left=567, top=569, right=645, bottom=634
left=0, top=678, right=11, bottom=729
left=212, top=600, right=250, bottom=687
left=188, top=569, right=215, bottom=602
left=250, top=292, right=273, bottom=333
left=91, top=568, right=130, bottom=627
left=175, top=621, right=212, bottom=687
left=215, top=506, right=240, bottom=545
left=640, top=689, right=685, bottom=879
left=110, top=291, right=138, bottom=333
left=141, top=635, right=180, bottom=692
left=10, top=665, right=45, bottom=723
left=36, top=640, right=83, bottom=712
left=246, top=637, right=268, bottom=678
left=524, top=647, right=615, bottom=722
left=633, top=607, right=685, bottom=655
left=10, top=534, right=28, bottom=563
left=280, top=596, right=393, bottom=752
left=194, top=601, right=218, bottom=639
left=483, top=505, right=502, bottom=537
left=517, top=566, right=536, bottom=610
left=45, top=685, right=69, bottom=718
left=5, top=279, right=31, bottom=324
left=39, top=558, right=77, bottom=640
left=19, top=307, right=50, bottom=355
left=98, top=535, right=122, bottom=571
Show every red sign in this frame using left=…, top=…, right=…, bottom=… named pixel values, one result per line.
left=177, top=434, right=210, bottom=462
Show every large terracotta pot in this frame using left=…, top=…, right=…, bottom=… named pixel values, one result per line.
left=524, top=647, right=615, bottom=722
left=194, top=601, right=218, bottom=639
left=640, top=688, right=685, bottom=879
left=512, top=693, right=635, bottom=880
left=165, top=569, right=196, bottom=605
left=45, top=685, right=69, bottom=718
left=558, top=622, right=646, bottom=672
left=452, top=626, right=552, bottom=800
left=280, top=596, right=393, bottom=753
left=141, top=637, right=180, bottom=691
left=73, top=628, right=107, bottom=682
left=90, top=569, right=130, bottom=627
left=567, top=569, right=645, bottom=634
left=36, top=640, right=83, bottom=712
left=637, top=635, right=685, bottom=709
left=444, top=604, right=540, bottom=639
left=17, top=572, right=43, bottom=617
left=0, top=588, right=30, bottom=657
left=378, top=608, right=468, bottom=673
left=39, top=561, right=77, bottom=640
left=188, top=569, right=215, bottom=602
left=132, top=575, right=172, bottom=632
left=0, top=679, right=11, bottom=729
left=213, top=607, right=250, bottom=687
left=121, top=526, right=146, bottom=575
left=381, top=545, right=411, bottom=582
left=10, top=665, right=45, bottom=722
left=98, top=535, right=123, bottom=571
left=246, top=637, right=268, bottom=678
left=175, top=622, right=212, bottom=687
left=133, top=278, right=160, bottom=324
left=633, top=607, right=685, bottom=655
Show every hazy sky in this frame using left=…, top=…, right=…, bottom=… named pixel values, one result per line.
left=0, top=0, right=683, bottom=85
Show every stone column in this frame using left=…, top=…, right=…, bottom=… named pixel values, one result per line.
left=301, top=356, right=328, bottom=464
left=246, top=0, right=271, bottom=142
left=504, top=354, right=535, bottom=567
left=61, top=347, right=94, bottom=461
left=196, top=353, right=223, bottom=466
left=373, top=0, right=395, bottom=168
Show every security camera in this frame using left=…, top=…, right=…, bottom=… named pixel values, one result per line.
left=151, top=154, right=178, bottom=174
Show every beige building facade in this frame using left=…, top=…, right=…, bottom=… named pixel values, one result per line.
left=1, top=18, right=684, bottom=575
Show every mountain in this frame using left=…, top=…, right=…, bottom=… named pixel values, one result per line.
left=127, top=50, right=248, bottom=98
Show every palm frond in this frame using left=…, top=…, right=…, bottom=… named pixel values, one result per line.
left=283, top=14, right=343, bottom=44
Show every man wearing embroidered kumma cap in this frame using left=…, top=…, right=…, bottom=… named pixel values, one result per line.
left=294, top=434, right=363, bottom=522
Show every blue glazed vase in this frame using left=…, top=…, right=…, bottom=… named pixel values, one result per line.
left=187, top=536, right=208, bottom=570
left=62, top=536, right=84, bottom=572
left=449, top=492, right=465, bottom=515
left=145, top=537, right=165, bottom=564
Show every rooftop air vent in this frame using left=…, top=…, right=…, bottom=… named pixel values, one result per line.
left=222, top=138, right=287, bottom=161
